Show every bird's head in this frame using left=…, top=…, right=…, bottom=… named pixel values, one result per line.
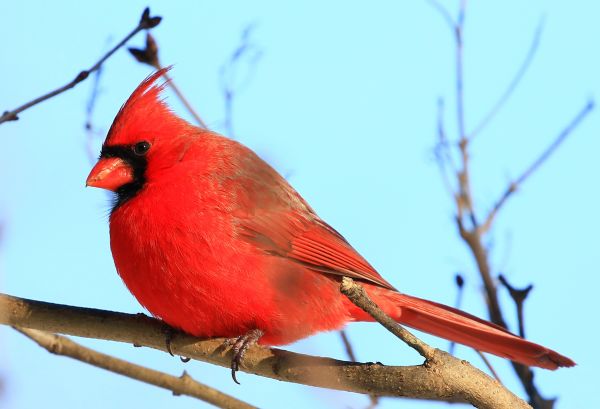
left=86, top=67, right=195, bottom=208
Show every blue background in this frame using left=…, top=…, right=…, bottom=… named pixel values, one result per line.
left=1, top=1, right=598, bottom=408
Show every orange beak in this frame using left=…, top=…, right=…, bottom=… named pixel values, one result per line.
left=86, top=157, right=134, bottom=191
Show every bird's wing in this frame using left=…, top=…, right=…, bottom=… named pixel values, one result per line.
left=227, top=145, right=396, bottom=291
left=240, top=212, right=396, bottom=291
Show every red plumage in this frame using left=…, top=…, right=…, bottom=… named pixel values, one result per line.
left=87, top=69, right=574, bottom=370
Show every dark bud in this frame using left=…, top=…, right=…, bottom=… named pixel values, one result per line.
left=74, top=70, right=89, bottom=83
left=141, top=7, right=150, bottom=22
left=128, top=33, right=160, bottom=68
left=139, top=7, right=162, bottom=29
left=2, top=111, right=18, bottom=121
left=455, top=273, right=465, bottom=288
left=147, top=16, right=162, bottom=28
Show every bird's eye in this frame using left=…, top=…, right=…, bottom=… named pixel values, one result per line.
left=132, top=141, right=151, bottom=156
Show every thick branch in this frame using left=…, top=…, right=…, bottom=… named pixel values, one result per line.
left=16, top=328, right=255, bottom=409
left=0, top=292, right=529, bottom=408
left=339, top=330, right=380, bottom=408
left=0, top=8, right=161, bottom=125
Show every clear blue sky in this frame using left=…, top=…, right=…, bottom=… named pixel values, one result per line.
left=1, top=1, right=598, bottom=408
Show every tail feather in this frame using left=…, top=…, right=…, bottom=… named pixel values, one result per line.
left=385, top=292, right=574, bottom=370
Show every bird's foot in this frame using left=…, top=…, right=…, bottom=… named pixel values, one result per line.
left=224, top=329, right=264, bottom=384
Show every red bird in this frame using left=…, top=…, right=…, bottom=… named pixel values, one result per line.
left=87, top=69, right=574, bottom=380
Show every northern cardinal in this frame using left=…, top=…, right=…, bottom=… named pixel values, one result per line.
left=87, top=68, right=574, bottom=380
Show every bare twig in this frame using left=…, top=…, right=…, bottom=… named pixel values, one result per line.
left=0, top=8, right=161, bottom=125
left=219, top=23, right=262, bottom=138
left=498, top=275, right=533, bottom=339
left=470, top=18, right=545, bottom=139
left=339, top=330, right=358, bottom=362
left=16, top=328, right=256, bottom=409
left=429, top=3, right=591, bottom=407
left=448, top=273, right=465, bottom=355
left=0, top=292, right=531, bottom=408
left=84, top=67, right=105, bottom=164
left=129, top=33, right=208, bottom=128
left=425, top=0, right=456, bottom=32
left=475, top=351, right=502, bottom=384
left=481, top=100, right=594, bottom=233
left=433, top=98, right=458, bottom=198
left=338, top=278, right=529, bottom=409
left=455, top=0, right=467, bottom=143
left=340, top=277, right=435, bottom=360
left=339, top=330, right=380, bottom=408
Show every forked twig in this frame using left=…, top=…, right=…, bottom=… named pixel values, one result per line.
left=481, top=100, right=594, bottom=234
left=0, top=8, right=161, bottom=125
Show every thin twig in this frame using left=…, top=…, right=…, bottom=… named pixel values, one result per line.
left=453, top=0, right=480, bottom=229
left=434, top=98, right=458, bottom=198
left=448, top=273, right=465, bottom=355
left=339, top=330, right=380, bottom=408
left=475, top=351, right=502, bottom=384
left=456, top=0, right=467, bottom=143
left=219, top=23, right=262, bottom=138
left=129, top=33, right=208, bottom=128
left=498, top=275, right=533, bottom=339
left=470, top=18, right=545, bottom=139
left=481, top=100, right=594, bottom=233
left=339, top=330, right=358, bottom=362
left=0, top=8, right=161, bottom=125
left=425, top=0, right=456, bottom=32
left=84, top=67, right=105, bottom=164
left=340, top=277, right=436, bottom=360
left=16, top=328, right=256, bottom=409
left=162, top=70, right=208, bottom=128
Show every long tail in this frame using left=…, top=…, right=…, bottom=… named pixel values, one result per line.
left=364, top=290, right=574, bottom=370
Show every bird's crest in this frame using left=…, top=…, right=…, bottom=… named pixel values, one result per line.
left=105, top=66, right=189, bottom=146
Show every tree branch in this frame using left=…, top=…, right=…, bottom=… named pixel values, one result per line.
left=340, top=278, right=435, bottom=360
left=0, top=8, right=161, bottom=125
left=15, top=328, right=255, bottom=409
left=429, top=4, right=591, bottom=406
left=0, top=292, right=528, bottom=408
left=339, top=278, right=530, bottom=409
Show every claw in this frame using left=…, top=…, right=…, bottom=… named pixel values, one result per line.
left=224, top=329, right=264, bottom=384
left=161, top=325, right=178, bottom=357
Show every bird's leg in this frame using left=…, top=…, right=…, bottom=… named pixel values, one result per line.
left=224, top=329, right=264, bottom=384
